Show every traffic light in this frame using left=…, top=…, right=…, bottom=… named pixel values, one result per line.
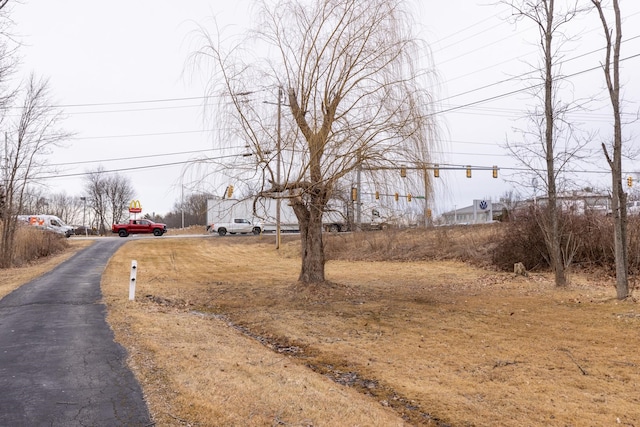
left=394, top=192, right=399, bottom=201
left=407, top=193, right=412, bottom=202
left=400, top=167, right=407, bottom=178
left=227, top=185, right=234, bottom=198
left=375, top=191, right=380, bottom=200
left=434, top=164, right=440, bottom=178
left=466, top=166, right=472, bottom=178
left=628, top=176, right=633, bottom=187
left=492, top=165, right=498, bottom=179
left=351, top=187, right=358, bottom=201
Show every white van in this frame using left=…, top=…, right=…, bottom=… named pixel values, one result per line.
left=17, top=215, right=74, bottom=237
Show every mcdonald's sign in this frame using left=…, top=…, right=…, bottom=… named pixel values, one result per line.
left=129, top=200, right=142, bottom=213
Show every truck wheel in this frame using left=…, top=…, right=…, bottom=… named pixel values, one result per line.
left=153, top=229, right=163, bottom=236
left=118, top=229, right=128, bottom=237
left=252, top=227, right=261, bottom=235
left=218, top=228, right=227, bottom=236
left=329, top=224, right=340, bottom=233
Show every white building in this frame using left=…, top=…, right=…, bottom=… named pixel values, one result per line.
left=440, top=200, right=503, bottom=225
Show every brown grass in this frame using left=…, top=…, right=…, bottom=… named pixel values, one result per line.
left=0, top=224, right=71, bottom=267
left=98, top=229, right=640, bottom=427
left=165, top=225, right=208, bottom=236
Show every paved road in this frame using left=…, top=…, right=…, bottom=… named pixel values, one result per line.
left=0, top=239, right=152, bottom=426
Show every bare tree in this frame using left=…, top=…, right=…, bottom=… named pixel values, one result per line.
left=83, top=169, right=135, bottom=233
left=43, top=192, right=74, bottom=223
left=162, top=192, right=212, bottom=228
left=84, top=168, right=109, bottom=235
left=105, top=173, right=134, bottom=225
left=0, top=74, right=70, bottom=267
left=195, top=0, right=437, bottom=284
left=592, top=0, right=627, bottom=299
left=501, top=0, right=590, bottom=286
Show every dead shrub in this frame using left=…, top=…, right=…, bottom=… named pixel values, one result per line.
left=492, top=208, right=553, bottom=272
left=322, top=213, right=640, bottom=276
left=324, top=223, right=502, bottom=265
left=491, top=208, right=640, bottom=274
left=3, top=224, right=68, bottom=267
left=627, top=216, right=640, bottom=274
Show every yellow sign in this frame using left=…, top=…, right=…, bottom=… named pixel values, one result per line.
left=129, top=199, right=142, bottom=213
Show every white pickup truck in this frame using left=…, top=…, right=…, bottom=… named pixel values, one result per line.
left=207, top=218, right=262, bottom=236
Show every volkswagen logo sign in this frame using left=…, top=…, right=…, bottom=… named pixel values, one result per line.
left=479, top=200, right=488, bottom=210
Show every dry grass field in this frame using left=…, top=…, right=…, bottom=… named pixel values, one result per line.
left=98, top=228, right=640, bottom=427
left=3, top=226, right=640, bottom=426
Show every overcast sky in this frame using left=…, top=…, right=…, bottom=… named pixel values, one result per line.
left=10, top=0, right=640, bottom=217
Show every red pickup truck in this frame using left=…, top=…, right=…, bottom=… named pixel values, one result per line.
left=112, top=219, right=168, bottom=237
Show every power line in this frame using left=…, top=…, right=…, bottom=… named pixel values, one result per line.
left=70, top=129, right=212, bottom=141
left=438, top=34, right=640, bottom=104
left=48, top=145, right=248, bottom=167
left=56, top=95, right=212, bottom=108
left=432, top=51, right=640, bottom=116
left=40, top=152, right=245, bottom=180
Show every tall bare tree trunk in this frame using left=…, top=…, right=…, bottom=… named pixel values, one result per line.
left=543, top=0, right=566, bottom=286
left=502, top=0, right=588, bottom=287
left=593, top=0, right=627, bottom=299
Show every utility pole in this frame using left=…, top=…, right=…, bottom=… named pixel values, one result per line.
left=423, top=166, right=429, bottom=227
left=276, top=87, right=282, bottom=250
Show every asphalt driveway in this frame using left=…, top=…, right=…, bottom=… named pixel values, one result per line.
left=0, top=238, right=152, bottom=426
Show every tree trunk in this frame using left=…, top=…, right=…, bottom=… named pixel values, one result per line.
left=611, top=0, right=628, bottom=299
left=292, top=198, right=325, bottom=284
left=612, top=175, right=628, bottom=298
left=593, top=0, right=627, bottom=299
left=0, top=218, right=14, bottom=268
left=544, top=0, right=566, bottom=287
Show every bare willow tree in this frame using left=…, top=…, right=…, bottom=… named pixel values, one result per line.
left=0, top=74, right=70, bottom=267
left=592, top=0, right=627, bottom=299
left=502, top=0, right=590, bottom=287
left=195, top=0, right=437, bottom=284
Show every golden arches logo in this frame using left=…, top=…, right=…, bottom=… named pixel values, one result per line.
left=129, top=200, right=142, bottom=213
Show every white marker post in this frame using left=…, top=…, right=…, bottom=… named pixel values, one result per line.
left=129, top=260, right=138, bottom=301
